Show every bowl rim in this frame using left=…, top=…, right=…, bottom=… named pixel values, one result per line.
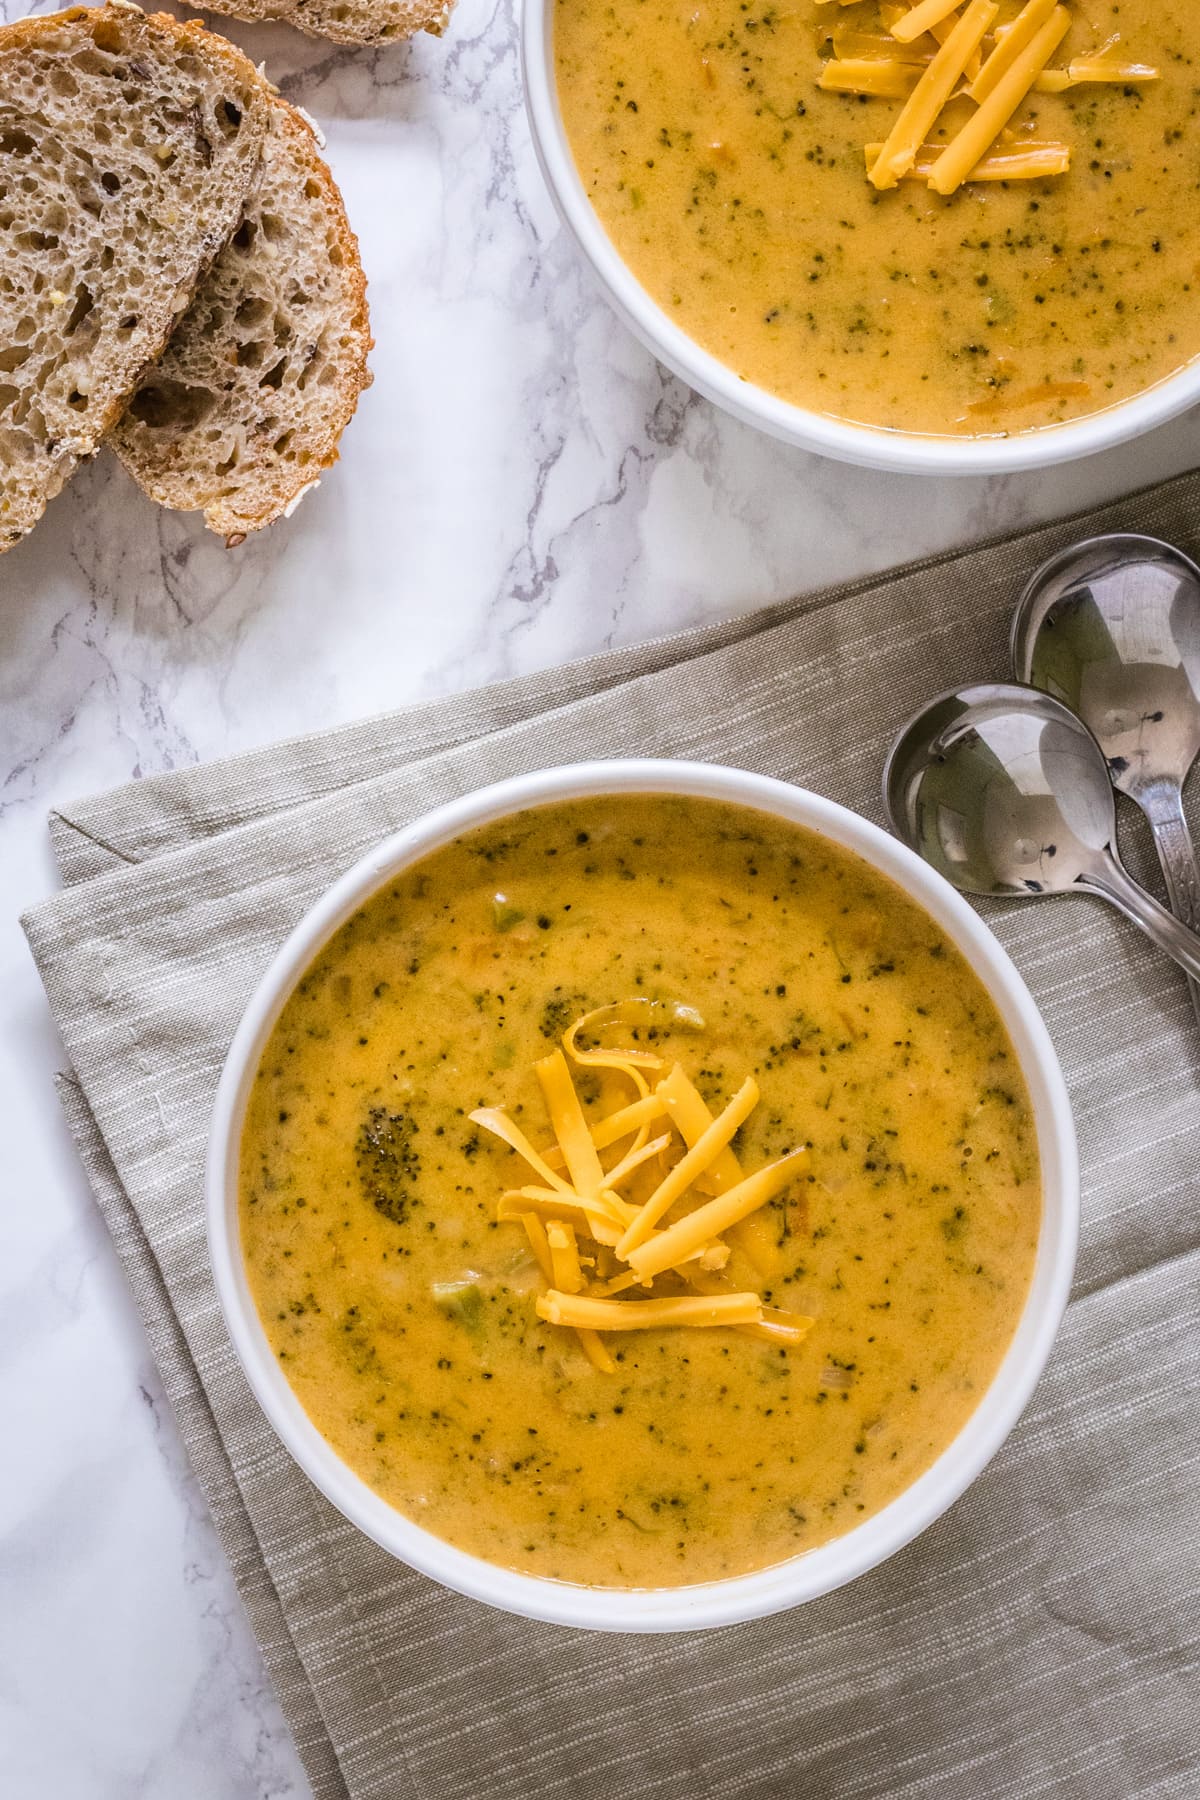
left=206, top=758, right=1079, bottom=1633
left=520, top=0, right=1200, bottom=476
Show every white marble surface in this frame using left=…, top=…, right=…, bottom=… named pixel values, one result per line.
left=2, top=0, right=1199, bottom=1791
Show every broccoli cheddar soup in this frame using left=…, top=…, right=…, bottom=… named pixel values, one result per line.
left=240, top=797, right=1041, bottom=1588
left=554, top=0, right=1198, bottom=437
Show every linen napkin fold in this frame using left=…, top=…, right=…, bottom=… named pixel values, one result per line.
left=24, top=470, right=1200, bottom=1800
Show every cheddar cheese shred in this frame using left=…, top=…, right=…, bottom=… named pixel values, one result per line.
left=474, top=1007, right=813, bottom=1369
left=537, top=1291, right=764, bottom=1331
left=869, top=0, right=998, bottom=190
left=890, top=0, right=968, bottom=45
left=828, top=1, right=1157, bottom=195
left=968, top=0, right=1057, bottom=103
left=863, top=138, right=1071, bottom=180
left=819, top=59, right=917, bottom=99
left=616, top=1076, right=759, bottom=1258
left=625, top=1148, right=812, bottom=1282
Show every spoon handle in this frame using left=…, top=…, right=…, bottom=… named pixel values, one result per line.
left=1139, top=784, right=1200, bottom=1027
left=1082, top=855, right=1200, bottom=984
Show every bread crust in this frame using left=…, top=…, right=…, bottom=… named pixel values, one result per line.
left=197, top=0, right=452, bottom=48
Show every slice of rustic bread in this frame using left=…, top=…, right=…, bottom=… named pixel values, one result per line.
left=111, top=98, right=372, bottom=542
left=197, top=0, right=451, bottom=49
left=0, top=3, right=269, bottom=551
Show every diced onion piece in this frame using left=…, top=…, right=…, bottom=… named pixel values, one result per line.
left=625, top=1147, right=811, bottom=1283
left=928, top=6, right=1070, bottom=195
left=617, top=1077, right=759, bottom=1258
left=656, top=1063, right=744, bottom=1194
left=869, top=0, right=998, bottom=190
left=546, top=1219, right=584, bottom=1294
left=537, top=1290, right=763, bottom=1330
left=890, top=0, right=967, bottom=46
left=967, top=0, right=1056, bottom=102
left=536, top=1048, right=606, bottom=1200
left=469, top=1107, right=577, bottom=1197
left=575, top=1329, right=616, bottom=1373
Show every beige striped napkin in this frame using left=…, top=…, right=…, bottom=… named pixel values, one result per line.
left=24, top=470, right=1200, bottom=1800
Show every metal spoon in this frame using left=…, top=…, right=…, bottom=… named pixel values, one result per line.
left=1011, top=533, right=1200, bottom=1019
left=884, top=681, right=1200, bottom=982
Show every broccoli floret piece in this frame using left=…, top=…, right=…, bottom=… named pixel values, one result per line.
left=356, top=1107, right=420, bottom=1225
left=538, top=988, right=587, bottom=1040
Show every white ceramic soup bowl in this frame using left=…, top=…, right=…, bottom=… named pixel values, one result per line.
left=521, top=0, right=1200, bottom=476
left=207, top=759, right=1078, bottom=1632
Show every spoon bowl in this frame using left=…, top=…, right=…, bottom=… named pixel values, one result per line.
left=885, top=682, right=1200, bottom=982
left=1012, top=532, right=1200, bottom=1018
left=1011, top=534, right=1200, bottom=799
left=885, top=684, right=1119, bottom=898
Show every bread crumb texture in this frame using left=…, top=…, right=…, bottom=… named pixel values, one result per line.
left=0, top=4, right=268, bottom=548
left=112, top=101, right=372, bottom=538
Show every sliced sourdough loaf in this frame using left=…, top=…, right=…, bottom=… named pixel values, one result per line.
left=197, top=0, right=451, bottom=49
left=111, top=98, right=372, bottom=543
left=0, top=3, right=269, bottom=551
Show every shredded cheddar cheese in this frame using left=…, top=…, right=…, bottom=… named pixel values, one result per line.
left=535, top=1049, right=606, bottom=1200
left=520, top=1212, right=554, bottom=1282
left=624, top=1148, right=812, bottom=1282
left=869, top=0, right=998, bottom=190
left=828, top=25, right=932, bottom=64
left=472, top=1006, right=814, bottom=1369
left=890, top=0, right=968, bottom=45
left=879, top=0, right=982, bottom=77
left=655, top=1061, right=745, bottom=1195
left=575, top=1329, right=616, bottom=1373
left=588, top=1092, right=670, bottom=1149
left=825, top=2, right=1157, bottom=195
left=546, top=1219, right=585, bottom=1294
left=537, top=1291, right=765, bottom=1331
left=616, top=1076, right=759, bottom=1257
left=819, top=58, right=918, bottom=99
left=1035, top=56, right=1160, bottom=92
left=469, top=1109, right=578, bottom=1196
left=863, top=137, right=1071, bottom=179
left=928, top=5, right=1070, bottom=193
left=968, top=0, right=1057, bottom=102
left=496, top=1189, right=633, bottom=1241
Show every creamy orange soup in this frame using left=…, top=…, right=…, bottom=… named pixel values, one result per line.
left=554, top=0, right=1198, bottom=436
left=239, top=797, right=1041, bottom=1588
